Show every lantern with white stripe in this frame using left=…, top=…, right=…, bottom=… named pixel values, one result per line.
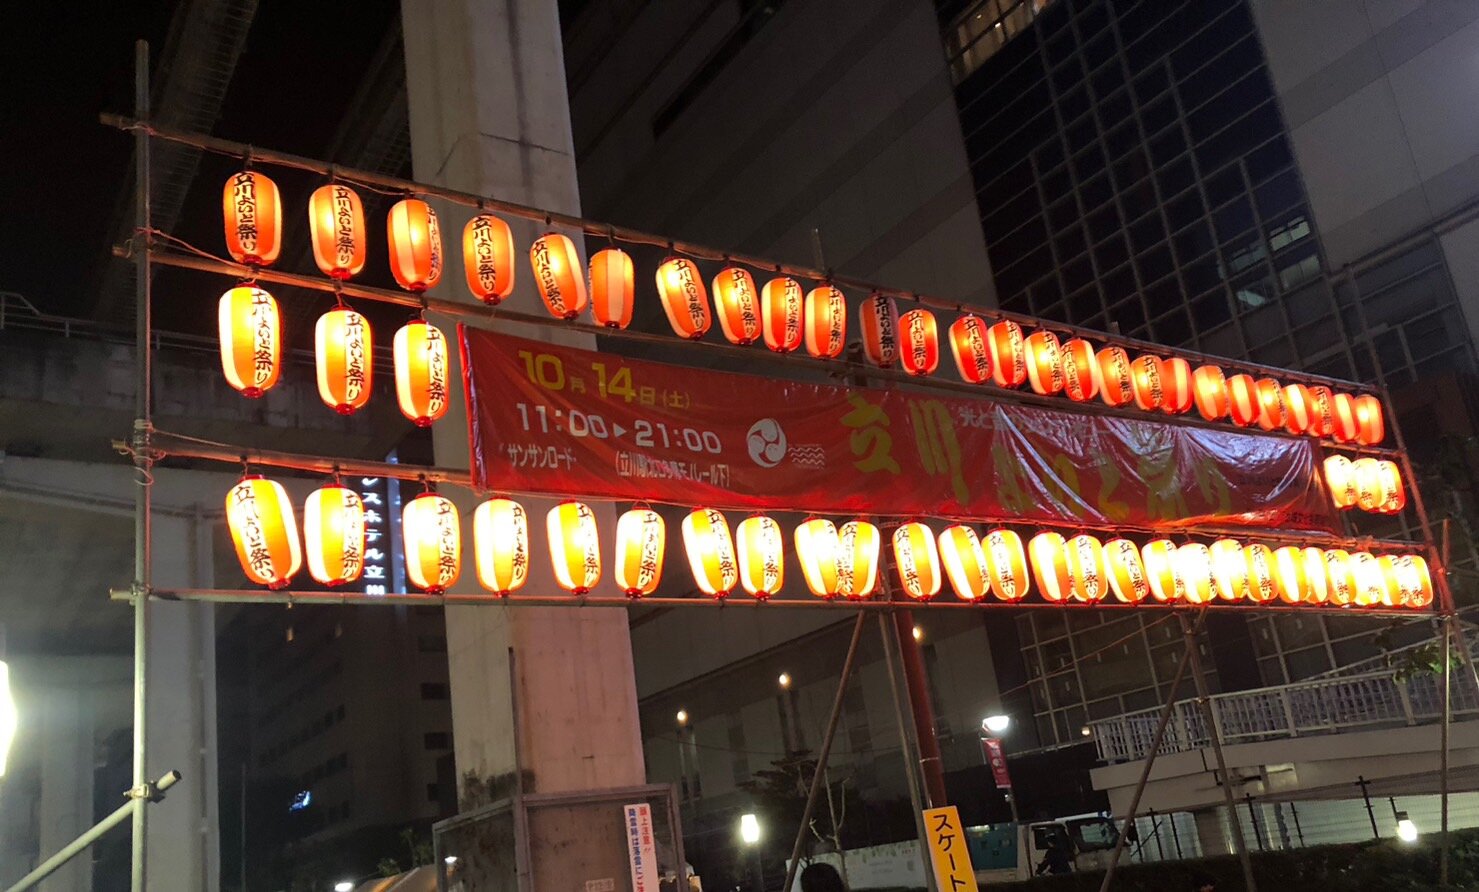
left=531, top=233, right=588, bottom=320
left=226, top=476, right=301, bottom=589
left=1097, top=347, right=1133, bottom=407
left=1066, top=533, right=1109, bottom=603
left=308, top=184, right=366, bottom=280
left=1193, top=365, right=1229, bottom=421
left=305, top=484, right=364, bottom=588
left=683, top=508, right=737, bottom=598
left=900, top=309, right=939, bottom=376
left=1302, top=547, right=1330, bottom=604
left=1309, top=386, right=1336, bottom=438
left=614, top=507, right=665, bottom=597
left=1354, top=394, right=1385, bottom=445
left=1161, top=357, right=1193, bottom=414
left=989, top=321, right=1027, bottom=388
left=1174, top=542, right=1216, bottom=605
left=394, top=320, right=449, bottom=427
left=984, top=529, right=1029, bottom=602
left=1255, top=378, right=1285, bottom=431
left=737, top=514, right=785, bottom=600
left=474, top=498, right=530, bottom=596
left=1028, top=532, right=1071, bottom=603
left=387, top=198, right=442, bottom=292
left=590, top=247, right=635, bottom=329
left=462, top=213, right=516, bottom=304
left=1210, top=539, right=1248, bottom=601
left=1105, top=538, right=1150, bottom=603
left=1244, top=543, right=1276, bottom=603
left=795, top=517, right=841, bottom=599
left=713, top=266, right=760, bottom=345
left=1062, top=339, right=1100, bottom=402
left=938, top=525, right=989, bottom=602
left=804, top=285, right=847, bottom=359
left=1282, top=383, right=1313, bottom=435
left=859, top=292, right=899, bottom=367
left=1272, top=546, right=1309, bottom=604
left=761, top=277, right=804, bottom=353
left=837, top=520, right=881, bottom=600
left=219, top=285, right=281, bottom=398
left=1227, top=374, right=1259, bottom=427
left=315, top=308, right=372, bottom=415
left=1142, top=539, right=1182, bottom=602
left=403, top=492, right=461, bottom=594
left=1130, top=355, right=1165, bottom=411
left=1332, top=393, right=1360, bottom=442
left=548, top=501, right=601, bottom=594
left=949, top=315, right=993, bottom=384
left=223, top=170, right=282, bottom=266
left=1025, top=330, right=1064, bottom=395
left=892, top=522, right=942, bottom=602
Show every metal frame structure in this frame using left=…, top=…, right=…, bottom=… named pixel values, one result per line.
left=71, top=38, right=1464, bottom=891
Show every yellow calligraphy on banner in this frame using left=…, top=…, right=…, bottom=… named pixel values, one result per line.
left=923, top=806, right=980, bottom=892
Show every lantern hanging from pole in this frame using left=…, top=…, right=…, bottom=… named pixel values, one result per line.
left=657, top=258, right=712, bottom=339
left=1332, top=393, right=1359, bottom=443
left=1161, top=358, right=1193, bottom=414
left=386, top=198, right=443, bottom=292
left=1351, top=551, right=1385, bottom=607
left=1130, top=354, right=1165, bottom=411
left=1323, top=454, right=1358, bottom=509
left=1227, top=374, right=1259, bottom=427
left=1301, top=547, right=1330, bottom=604
left=218, top=285, right=281, bottom=399
left=761, top=277, right=804, bottom=353
left=1377, top=460, right=1406, bottom=514
left=223, top=170, right=282, bottom=266
left=613, top=507, right=665, bottom=598
left=474, top=498, right=530, bottom=596
left=1323, top=549, right=1357, bottom=606
left=1193, top=365, right=1229, bottom=421
left=804, top=285, right=847, bottom=359
left=736, top=514, right=784, bottom=600
left=859, top=293, right=900, bottom=367
left=1354, top=394, right=1385, bottom=445
left=682, top=508, right=737, bottom=599
left=1272, top=546, right=1309, bottom=604
left=590, top=247, right=635, bottom=329
left=1105, top=538, right=1150, bottom=603
left=1352, top=458, right=1383, bottom=512
left=1061, top=339, right=1100, bottom=402
left=1142, top=539, right=1182, bottom=602
left=949, top=315, right=993, bottom=384
left=1377, top=555, right=1407, bottom=607
left=548, top=501, right=602, bottom=594
left=463, top=213, right=516, bottom=304
left=899, top=309, right=939, bottom=377
left=713, top=266, right=761, bottom=345
left=1254, top=378, right=1285, bottom=431
left=1308, top=386, right=1336, bottom=438
left=403, top=492, right=461, bottom=594
left=1066, top=534, right=1109, bottom=603
left=307, top=183, right=366, bottom=280
left=1396, top=555, right=1434, bottom=609
left=1244, top=543, right=1276, bottom=603
left=1282, top=383, right=1313, bottom=435
left=1210, top=538, right=1248, bottom=601
left=315, top=308, right=372, bottom=415
left=984, top=529, right=1029, bottom=602
left=226, top=476, right=301, bottom=589
left=988, top=321, right=1027, bottom=388
left=938, top=525, right=989, bottom=602
left=1174, top=542, right=1216, bottom=605
left=1096, top=347, right=1133, bottom=407
left=393, top=319, right=449, bottom=427
left=837, top=520, right=881, bottom=600
left=1025, top=330, right=1063, bottom=395
left=304, top=484, right=365, bottom=588
left=795, top=517, right=841, bottom=599
left=531, top=233, right=588, bottom=320
left=892, top=522, right=941, bottom=601
left=1028, top=531, right=1070, bottom=603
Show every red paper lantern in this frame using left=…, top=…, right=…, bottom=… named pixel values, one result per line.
left=463, top=213, right=516, bottom=304
left=1272, top=546, right=1309, bottom=605
left=938, top=525, right=989, bottom=602
left=1353, top=394, right=1385, bottom=445
left=1332, top=393, right=1359, bottom=442
left=530, top=233, right=588, bottom=319
left=305, top=484, right=365, bottom=588
left=387, top=198, right=443, bottom=292
left=837, top=521, right=881, bottom=600
left=1323, top=549, right=1357, bottom=606
left=949, top=315, right=993, bottom=384
left=1227, top=374, right=1259, bottom=427
left=761, top=277, right=804, bottom=353
left=1174, top=543, right=1216, bottom=605
left=1161, top=357, right=1193, bottom=414
left=892, top=522, right=941, bottom=601
left=1028, top=532, right=1070, bottom=603
left=1324, top=454, right=1358, bottom=509
left=1282, top=383, right=1313, bottom=434
left=218, top=285, right=281, bottom=399
left=1351, top=551, right=1385, bottom=607
left=988, top=321, right=1027, bottom=388
left=1097, top=347, right=1134, bottom=407
left=859, top=292, right=900, bottom=367
left=682, top=507, right=737, bottom=598
left=1193, top=365, right=1229, bottom=421
left=475, top=498, right=531, bottom=596
left=1105, top=538, right=1150, bottom=603
left=713, top=266, right=761, bottom=345
left=308, top=184, right=366, bottom=280
left=1130, top=355, right=1165, bottom=411
left=1142, top=539, right=1182, bottom=602
left=737, top=515, right=785, bottom=600
left=1301, top=547, right=1330, bottom=605
left=984, top=529, right=1029, bottom=602
left=1308, top=386, right=1336, bottom=438
left=1061, top=339, right=1100, bottom=402
left=1066, top=533, right=1109, bottom=602
left=590, top=247, right=635, bottom=329
left=315, top=308, right=372, bottom=415
left=548, top=501, right=601, bottom=594
left=804, top=285, right=847, bottom=359
left=226, top=476, right=301, bottom=589
left=899, top=309, right=940, bottom=376
left=393, top=320, right=450, bottom=427
left=223, top=170, right=282, bottom=266
left=795, top=517, right=841, bottom=599
left=1244, top=543, right=1276, bottom=603
left=403, top=492, right=461, bottom=594
left=615, top=507, right=665, bottom=597
left=1025, top=331, right=1064, bottom=395
left=1210, top=538, right=1248, bottom=601
left=1255, top=378, right=1285, bottom=431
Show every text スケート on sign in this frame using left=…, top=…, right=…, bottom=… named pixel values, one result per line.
left=461, top=327, right=1335, bottom=531
left=923, top=806, right=980, bottom=892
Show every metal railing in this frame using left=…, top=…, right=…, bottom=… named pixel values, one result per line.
left=1092, top=664, right=1479, bottom=763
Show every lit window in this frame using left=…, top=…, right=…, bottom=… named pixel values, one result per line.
left=946, top=0, right=1054, bottom=83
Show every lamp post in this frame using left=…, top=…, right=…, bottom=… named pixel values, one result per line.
left=740, top=813, right=763, bottom=892
left=981, top=715, right=1019, bottom=825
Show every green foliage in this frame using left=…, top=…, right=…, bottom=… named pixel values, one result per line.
left=376, top=857, right=401, bottom=878
left=1372, top=623, right=1462, bottom=681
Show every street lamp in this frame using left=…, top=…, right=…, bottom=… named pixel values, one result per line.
left=333, top=882, right=354, bottom=892
left=983, top=714, right=1010, bottom=734
left=676, top=709, right=688, bottom=726
left=777, top=673, right=791, bottom=690
left=444, top=855, right=459, bottom=866
left=912, top=625, right=924, bottom=641
left=1395, top=811, right=1418, bottom=843
left=739, top=813, right=763, bottom=892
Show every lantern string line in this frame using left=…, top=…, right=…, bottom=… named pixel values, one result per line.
left=106, top=114, right=1381, bottom=395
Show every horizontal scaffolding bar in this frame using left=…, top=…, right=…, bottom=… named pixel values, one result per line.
left=133, top=244, right=1401, bottom=457
left=113, top=587, right=1429, bottom=617
left=101, top=113, right=1375, bottom=394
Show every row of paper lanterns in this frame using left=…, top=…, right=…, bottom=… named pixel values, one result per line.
left=225, top=478, right=1431, bottom=609
left=222, top=172, right=1386, bottom=444
left=1323, top=455, right=1405, bottom=514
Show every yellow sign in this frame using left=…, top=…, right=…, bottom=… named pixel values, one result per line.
left=923, top=806, right=980, bottom=892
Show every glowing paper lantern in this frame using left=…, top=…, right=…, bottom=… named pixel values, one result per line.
left=613, top=507, right=664, bottom=597
left=938, top=525, right=989, bottom=602
left=949, top=315, right=993, bottom=384
left=548, top=501, right=601, bottom=594
left=463, top=213, right=516, bottom=304
left=1210, top=539, right=1248, bottom=601
left=1332, top=393, right=1359, bottom=443
left=1028, top=531, right=1071, bottom=603
left=1142, top=539, right=1183, bottom=602
left=657, top=258, right=712, bottom=339
left=1025, top=331, right=1064, bottom=395
left=1193, top=365, right=1229, bottom=421
left=1324, top=454, right=1358, bottom=509
left=531, top=233, right=588, bottom=319
left=1244, top=543, right=1276, bottom=603
left=1097, top=347, right=1134, bottom=407
left=223, top=170, right=282, bottom=266
left=1174, top=543, right=1216, bottom=605
left=736, top=515, right=784, bottom=600
left=1254, top=379, right=1285, bottom=431
left=682, top=508, right=737, bottom=598
left=1351, top=551, right=1385, bottom=607
left=859, top=293, right=900, bottom=367
left=1308, top=386, right=1336, bottom=438
left=315, top=308, right=372, bottom=415
left=989, top=321, right=1027, bottom=388
left=1354, top=395, right=1385, bottom=445
left=218, top=285, right=281, bottom=398
left=1130, top=355, right=1165, bottom=411
left=386, top=198, right=443, bottom=292
left=761, top=277, right=804, bottom=353
left=474, top=498, right=530, bottom=596
left=304, top=484, right=364, bottom=587
left=1377, top=555, right=1407, bottom=607
left=892, top=522, right=942, bottom=601
left=804, top=285, right=847, bottom=359
left=900, top=309, right=940, bottom=376
left=1355, top=459, right=1405, bottom=513
left=403, top=492, right=461, bottom=594
left=984, top=529, right=1029, bottom=602
left=1272, top=546, right=1309, bottom=605
left=1395, top=555, right=1434, bottom=609
left=712, top=266, right=760, bottom=345
left=1323, top=549, right=1357, bottom=606
left=1302, top=547, right=1330, bottom=604
left=1227, top=374, right=1259, bottom=427
left=837, top=521, right=881, bottom=600
left=1066, top=534, right=1109, bottom=603
left=1105, top=538, right=1150, bottom=603
left=1377, top=461, right=1406, bottom=514
left=590, top=247, right=635, bottom=329
left=795, top=518, right=841, bottom=599
left=393, top=320, right=449, bottom=427
left=226, top=476, right=301, bottom=589
left=1062, top=339, right=1100, bottom=402
left=1161, top=357, right=1193, bottom=414
left=1282, top=383, right=1313, bottom=435
left=308, top=184, right=366, bottom=280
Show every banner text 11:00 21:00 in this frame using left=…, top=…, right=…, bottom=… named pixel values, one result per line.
left=512, top=402, right=723, bottom=454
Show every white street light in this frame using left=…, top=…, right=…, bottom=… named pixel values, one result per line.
left=333, top=883, right=354, bottom=892
left=777, top=673, right=791, bottom=689
left=983, top=714, right=1010, bottom=734
left=444, top=855, right=459, bottom=866
left=676, top=709, right=688, bottom=726
left=912, top=625, right=923, bottom=642
left=739, top=813, right=762, bottom=845
left=1396, top=812, right=1418, bottom=843
left=0, top=660, right=16, bottom=777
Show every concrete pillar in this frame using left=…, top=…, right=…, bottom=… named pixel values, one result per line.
left=1193, top=807, right=1232, bottom=857
left=399, top=0, right=645, bottom=880
left=37, top=687, right=92, bottom=891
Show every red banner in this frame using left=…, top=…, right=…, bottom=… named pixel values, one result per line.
left=981, top=737, right=1012, bottom=789
left=460, top=327, right=1335, bottom=531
